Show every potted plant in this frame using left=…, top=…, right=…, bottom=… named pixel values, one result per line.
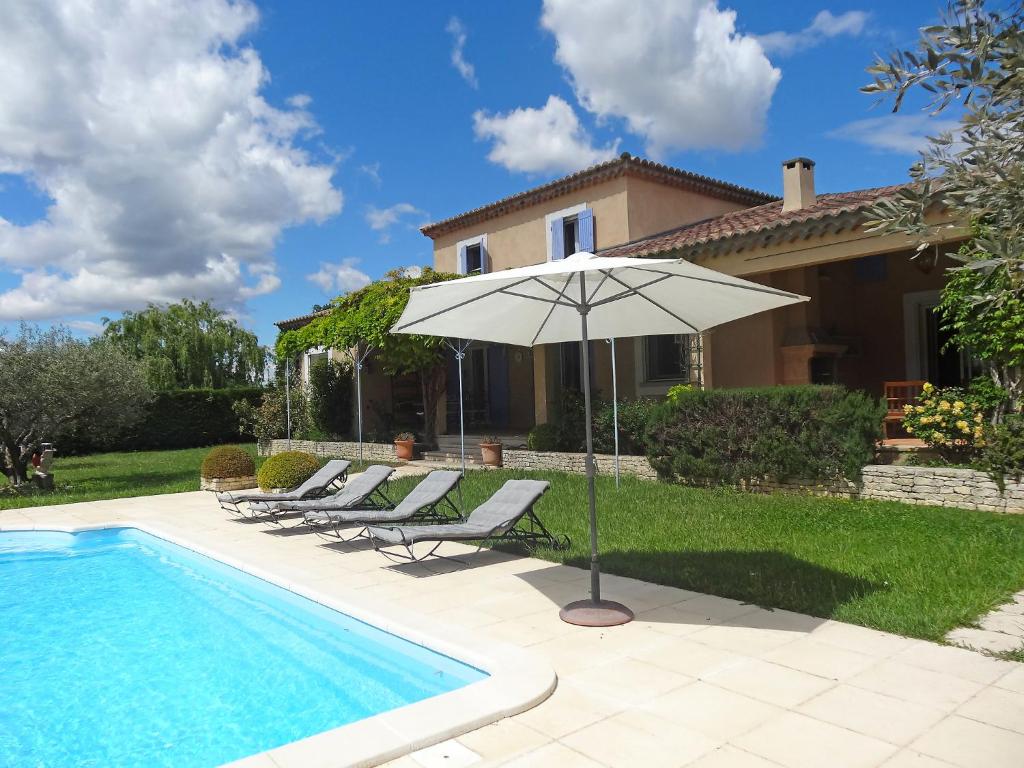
left=480, top=436, right=503, bottom=466
left=394, top=432, right=416, bottom=461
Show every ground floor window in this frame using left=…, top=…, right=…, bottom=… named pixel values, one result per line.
left=644, top=334, right=703, bottom=386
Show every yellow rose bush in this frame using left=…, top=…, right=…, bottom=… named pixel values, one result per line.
left=902, top=382, right=986, bottom=462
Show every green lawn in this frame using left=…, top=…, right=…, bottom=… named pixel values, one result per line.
left=5, top=446, right=1024, bottom=643
left=393, top=469, right=1024, bottom=642
left=0, top=445, right=389, bottom=511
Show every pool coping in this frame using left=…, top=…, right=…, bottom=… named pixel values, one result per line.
left=1, top=520, right=558, bottom=768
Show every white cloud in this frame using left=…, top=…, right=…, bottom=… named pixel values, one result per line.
left=829, top=114, right=961, bottom=154
left=306, top=258, right=371, bottom=295
left=758, top=10, right=870, bottom=56
left=0, top=0, right=342, bottom=322
left=286, top=93, right=313, bottom=110
left=473, top=96, right=619, bottom=174
left=365, top=203, right=428, bottom=244
left=540, top=0, right=780, bottom=156
left=446, top=17, right=478, bottom=88
left=360, top=162, right=382, bottom=186
left=0, top=254, right=281, bottom=320
left=397, top=265, right=423, bottom=279
left=67, top=319, right=105, bottom=336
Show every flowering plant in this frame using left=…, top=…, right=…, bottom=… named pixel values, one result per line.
left=901, top=382, right=986, bottom=463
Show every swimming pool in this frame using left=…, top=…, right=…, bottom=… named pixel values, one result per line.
left=0, top=527, right=486, bottom=767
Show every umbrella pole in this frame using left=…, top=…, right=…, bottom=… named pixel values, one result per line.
left=285, top=358, right=292, bottom=450
left=356, top=348, right=363, bottom=462
left=610, top=338, right=620, bottom=488
left=560, top=274, right=633, bottom=627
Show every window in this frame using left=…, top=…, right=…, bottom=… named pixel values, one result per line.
left=546, top=204, right=593, bottom=260
left=465, top=243, right=483, bottom=275
left=562, top=216, right=579, bottom=258
left=304, top=350, right=328, bottom=385
left=644, top=334, right=703, bottom=385
left=457, top=235, right=487, bottom=275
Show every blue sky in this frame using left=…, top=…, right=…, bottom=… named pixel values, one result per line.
left=0, top=0, right=952, bottom=346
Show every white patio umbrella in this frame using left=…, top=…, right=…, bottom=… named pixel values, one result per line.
left=392, top=251, right=808, bottom=626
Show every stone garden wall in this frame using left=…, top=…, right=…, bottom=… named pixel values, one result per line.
left=501, top=449, right=659, bottom=480
left=859, top=465, right=1024, bottom=513
left=262, top=438, right=397, bottom=463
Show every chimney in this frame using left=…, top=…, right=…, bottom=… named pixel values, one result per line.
left=781, top=157, right=816, bottom=211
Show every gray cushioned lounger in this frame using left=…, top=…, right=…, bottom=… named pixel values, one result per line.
left=215, top=459, right=350, bottom=517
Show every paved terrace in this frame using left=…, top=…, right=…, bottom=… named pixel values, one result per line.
left=4, top=478, right=1023, bottom=768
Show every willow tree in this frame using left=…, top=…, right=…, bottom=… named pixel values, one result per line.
left=277, top=267, right=459, bottom=443
left=0, top=325, right=152, bottom=485
left=102, top=300, right=267, bottom=390
left=863, top=0, right=1024, bottom=408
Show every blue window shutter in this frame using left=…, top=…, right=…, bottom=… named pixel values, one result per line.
left=457, top=244, right=467, bottom=275
left=550, top=217, right=565, bottom=260
left=480, top=238, right=489, bottom=273
left=577, top=208, right=594, bottom=252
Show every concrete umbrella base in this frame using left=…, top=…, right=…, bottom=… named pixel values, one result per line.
left=560, top=599, right=634, bottom=627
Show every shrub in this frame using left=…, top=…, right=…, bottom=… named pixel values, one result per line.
left=979, top=414, right=1024, bottom=491
left=200, top=445, right=255, bottom=479
left=234, top=384, right=311, bottom=443
left=901, top=382, right=987, bottom=463
left=256, top=451, right=320, bottom=491
left=308, top=358, right=353, bottom=439
left=592, top=398, right=658, bottom=455
left=527, top=423, right=560, bottom=451
left=646, top=385, right=884, bottom=485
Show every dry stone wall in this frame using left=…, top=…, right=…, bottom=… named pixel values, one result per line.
left=859, top=464, right=1024, bottom=513
left=263, top=438, right=397, bottom=463
left=501, top=449, right=658, bottom=480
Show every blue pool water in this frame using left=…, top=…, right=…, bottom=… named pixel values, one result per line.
left=0, top=528, right=485, bottom=767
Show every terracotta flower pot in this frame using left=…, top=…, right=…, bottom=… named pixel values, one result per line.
left=394, top=439, right=414, bottom=460
left=480, top=442, right=503, bottom=467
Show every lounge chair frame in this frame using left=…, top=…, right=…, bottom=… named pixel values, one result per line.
left=371, top=492, right=569, bottom=565
left=216, top=462, right=349, bottom=518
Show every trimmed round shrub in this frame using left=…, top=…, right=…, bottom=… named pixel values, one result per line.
left=200, top=445, right=255, bottom=479
left=257, top=451, right=319, bottom=491
left=527, top=423, right=560, bottom=451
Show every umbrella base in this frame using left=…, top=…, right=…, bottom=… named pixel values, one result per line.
left=559, top=599, right=634, bottom=627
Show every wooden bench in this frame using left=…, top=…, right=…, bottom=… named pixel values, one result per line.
left=883, top=380, right=925, bottom=440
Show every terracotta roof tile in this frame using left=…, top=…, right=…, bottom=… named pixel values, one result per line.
left=420, top=153, right=776, bottom=239
left=275, top=308, right=330, bottom=331
left=598, top=184, right=911, bottom=260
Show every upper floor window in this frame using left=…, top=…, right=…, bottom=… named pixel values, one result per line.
left=465, top=243, right=483, bottom=275
left=457, top=234, right=487, bottom=275
left=547, top=204, right=594, bottom=261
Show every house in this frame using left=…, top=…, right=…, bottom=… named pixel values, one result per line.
left=279, top=152, right=968, bottom=442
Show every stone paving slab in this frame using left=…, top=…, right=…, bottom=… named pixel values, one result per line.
left=3, top=486, right=1022, bottom=768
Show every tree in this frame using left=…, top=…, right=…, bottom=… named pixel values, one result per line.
left=938, top=238, right=1024, bottom=413
left=103, top=299, right=267, bottom=390
left=277, top=267, right=460, bottom=444
left=863, top=0, right=1024, bottom=407
left=0, top=325, right=153, bottom=485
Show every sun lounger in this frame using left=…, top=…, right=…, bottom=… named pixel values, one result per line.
left=248, top=464, right=396, bottom=525
left=367, top=479, right=568, bottom=563
left=304, top=469, right=462, bottom=539
left=216, top=459, right=351, bottom=517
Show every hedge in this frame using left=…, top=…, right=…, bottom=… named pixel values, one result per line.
left=60, top=387, right=263, bottom=454
left=646, top=385, right=885, bottom=485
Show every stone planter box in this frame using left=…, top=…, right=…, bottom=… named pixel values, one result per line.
left=200, top=475, right=258, bottom=492
left=860, top=465, right=1024, bottom=513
